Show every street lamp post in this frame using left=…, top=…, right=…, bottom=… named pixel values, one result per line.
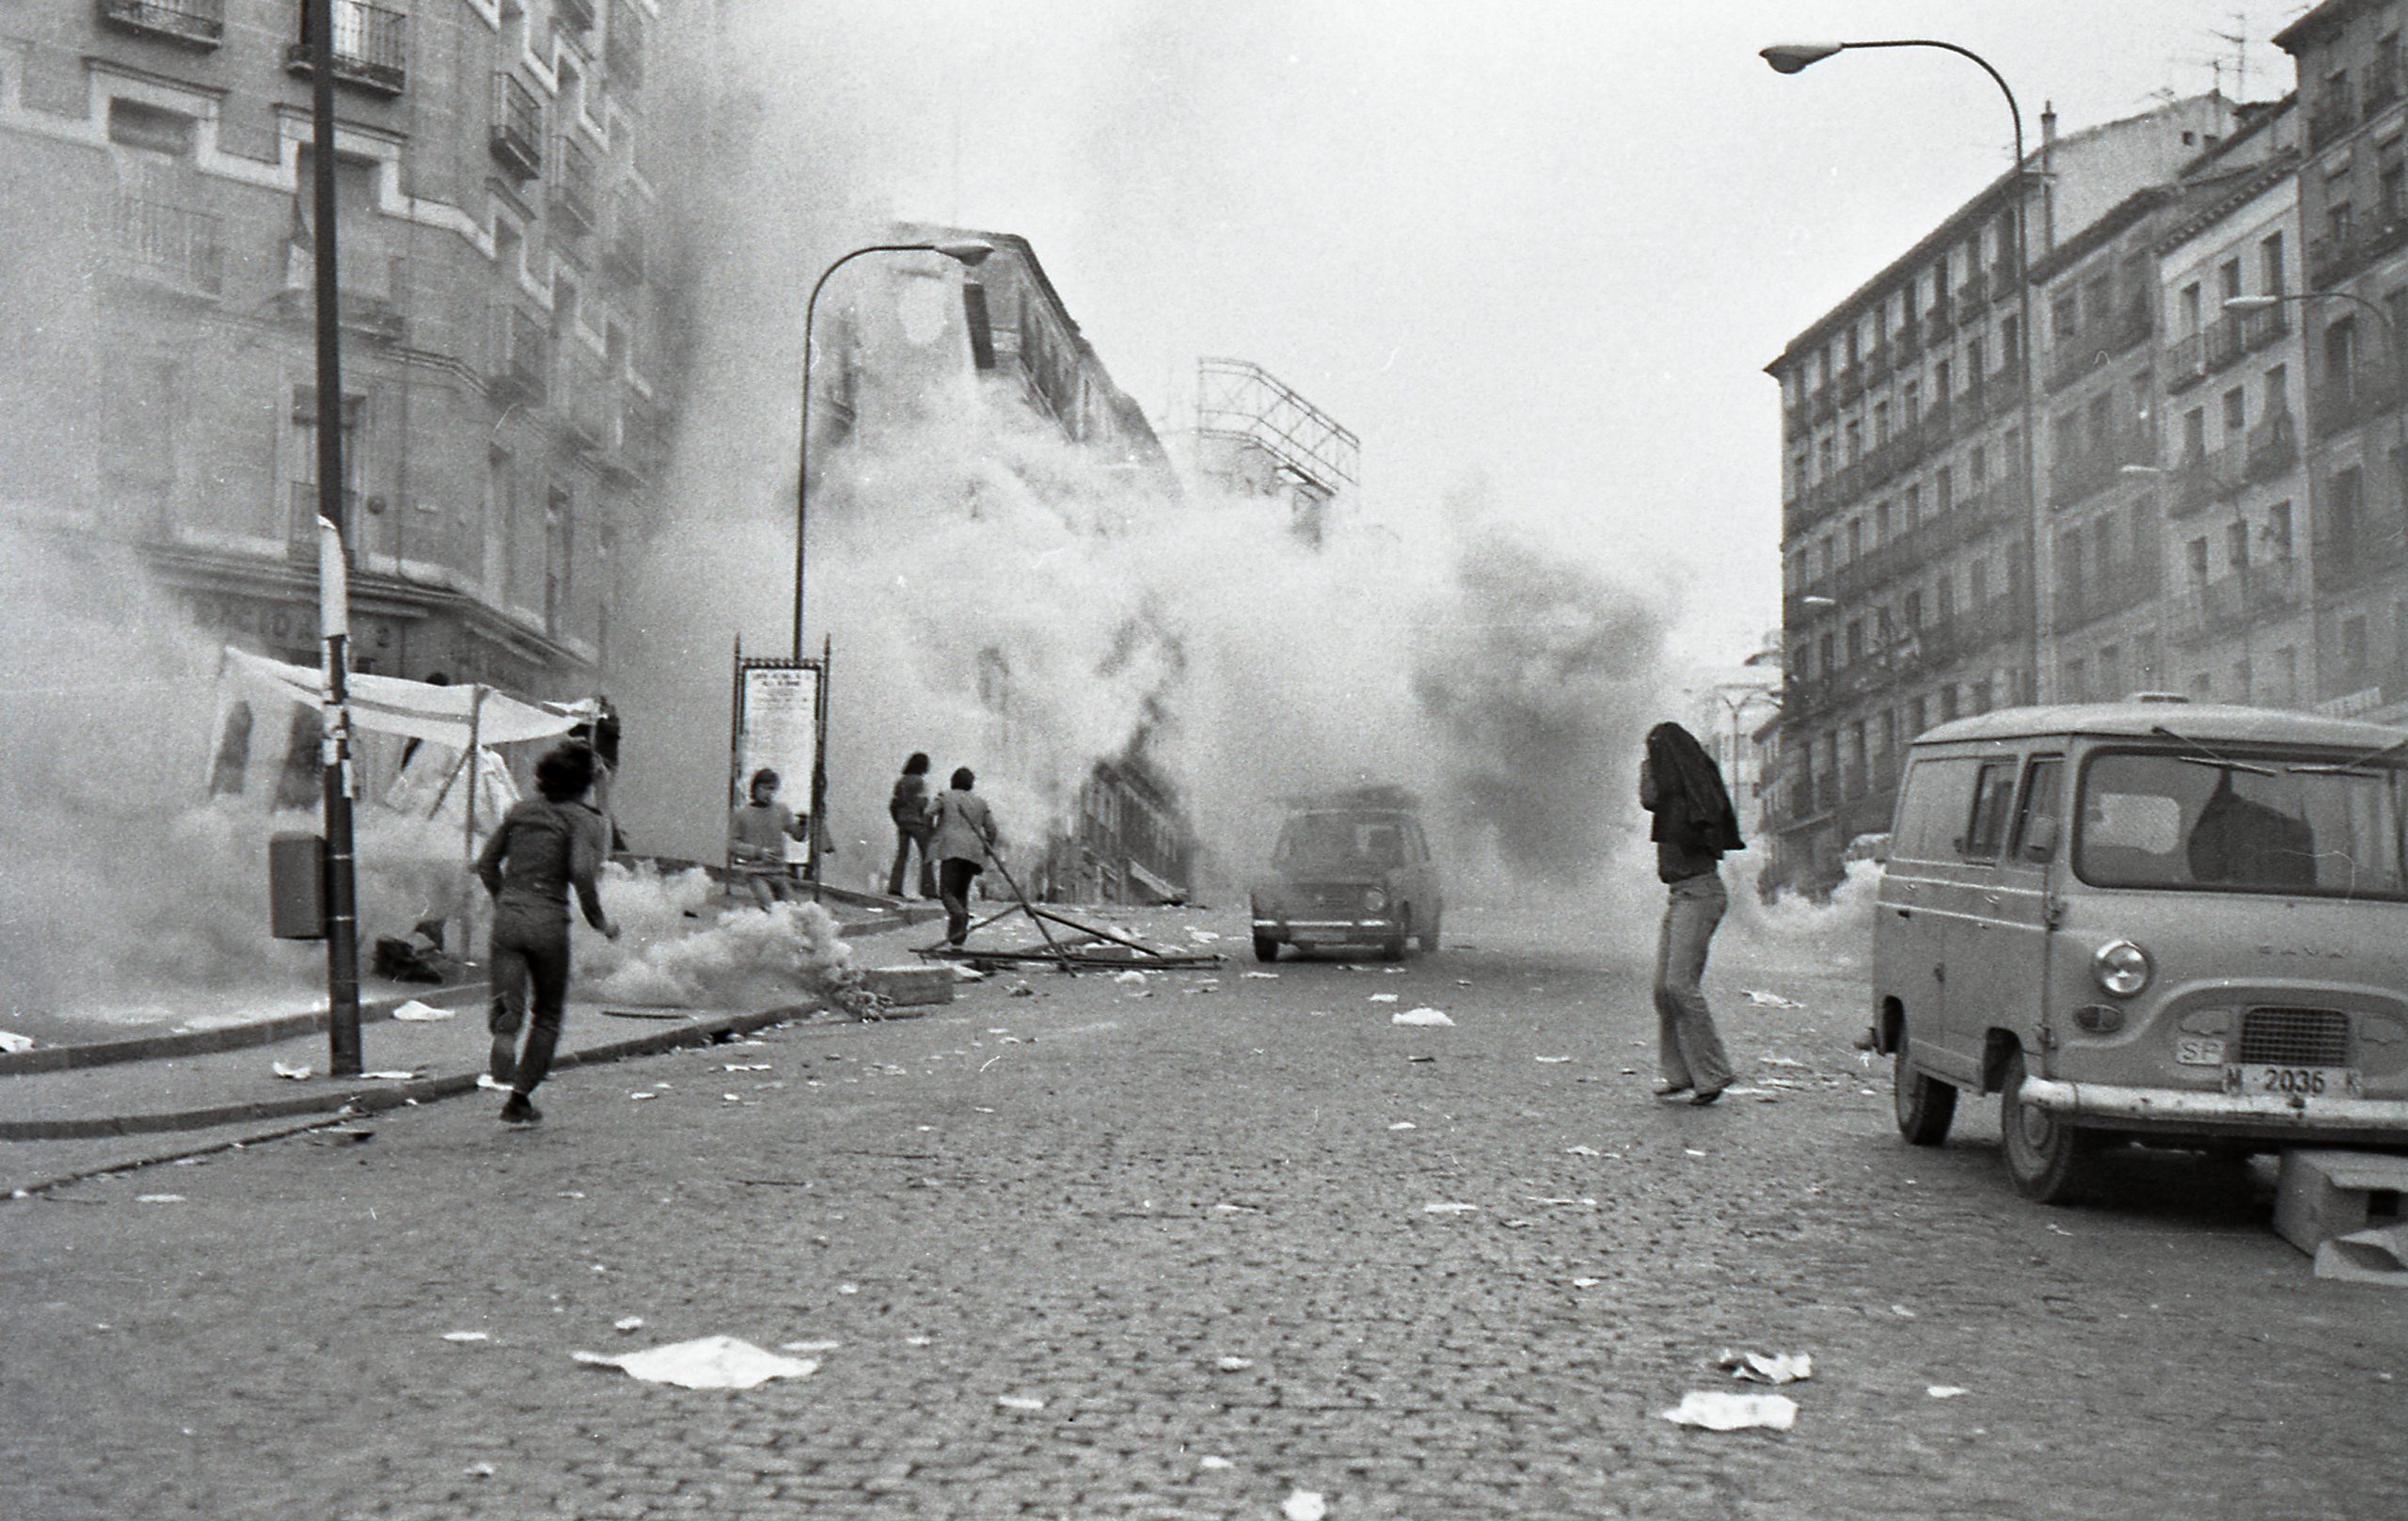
left=793, top=239, right=995, bottom=659
left=1765, top=39, right=2047, bottom=706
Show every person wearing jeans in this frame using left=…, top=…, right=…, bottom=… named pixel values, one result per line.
left=476, top=742, right=620, bottom=1125
left=887, top=752, right=939, bottom=899
left=1640, top=721, right=1744, bottom=1105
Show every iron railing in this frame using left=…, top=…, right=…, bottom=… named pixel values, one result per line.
left=491, top=72, right=542, bottom=178
left=113, top=195, right=222, bottom=294
left=98, top=0, right=223, bottom=45
left=288, top=1, right=407, bottom=94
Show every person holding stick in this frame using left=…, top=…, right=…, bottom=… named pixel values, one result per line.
left=927, top=767, right=1002, bottom=948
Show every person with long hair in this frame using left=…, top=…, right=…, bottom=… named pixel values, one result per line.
left=1640, top=721, right=1745, bottom=1105
left=887, top=752, right=939, bottom=899
left=476, top=741, right=620, bottom=1124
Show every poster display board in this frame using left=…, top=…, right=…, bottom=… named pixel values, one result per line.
left=730, top=651, right=830, bottom=881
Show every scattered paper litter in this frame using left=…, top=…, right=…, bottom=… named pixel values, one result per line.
left=1388, top=1121, right=1417, bottom=1131
left=390, top=1000, right=452, bottom=1022
left=997, top=1395, right=1046, bottom=1411
left=1570, top=1276, right=1603, bottom=1289
left=724, top=1063, right=771, bottom=1072
left=1658, top=1390, right=1798, bottom=1431
left=1742, top=990, right=1806, bottom=1008
left=952, top=964, right=990, bottom=981
left=1283, top=1491, right=1329, bottom=1521
left=1369, top=992, right=1402, bottom=1004
left=0, top=1030, right=33, bottom=1054
left=1564, top=1145, right=1602, bottom=1156
left=1216, top=1356, right=1254, bottom=1371
left=1534, top=1054, right=1572, bottom=1064
left=1719, top=1349, right=1814, bottom=1385
left=1422, top=1201, right=1479, bottom=1213
left=135, top=1194, right=185, bottom=1204
left=614, top=1318, right=645, bottom=1333
left=1892, top=1305, right=1918, bottom=1319
left=574, top=1335, right=817, bottom=1389
left=1113, top=970, right=1149, bottom=986
left=1684, top=1149, right=1707, bottom=1158
left=1392, top=1007, right=1453, bottom=1026
left=442, top=1331, right=489, bottom=1343
left=1927, top=1385, right=1970, bottom=1399
left=1199, top=1455, right=1234, bottom=1470
left=1187, top=929, right=1221, bottom=943
left=271, top=1060, right=311, bottom=1081
left=628, top=1091, right=657, bottom=1101
left=476, top=1073, right=507, bottom=1091
left=1760, top=1055, right=1808, bottom=1069
left=361, top=1069, right=421, bottom=1082
left=1243, top=970, right=1279, bottom=979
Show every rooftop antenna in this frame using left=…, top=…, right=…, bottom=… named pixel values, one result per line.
left=2209, top=13, right=2248, bottom=103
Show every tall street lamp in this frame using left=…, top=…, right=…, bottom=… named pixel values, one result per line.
left=1764, top=39, right=2046, bottom=705
left=793, top=238, right=995, bottom=659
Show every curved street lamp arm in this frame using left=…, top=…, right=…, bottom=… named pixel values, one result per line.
left=793, top=242, right=947, bottom=658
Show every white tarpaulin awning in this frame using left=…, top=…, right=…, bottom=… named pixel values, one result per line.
left=222, top=647, right=579, bottom=748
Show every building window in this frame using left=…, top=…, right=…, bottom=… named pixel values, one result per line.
left=2222, top=386, right=2245, bottom=432
left=2270, top=499, right=2294, bottom=558
left=2179, top=282, right=2201, bottom=336
left=2262, top=231, right=2286, bottom=295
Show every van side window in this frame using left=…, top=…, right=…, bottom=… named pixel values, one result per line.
left=2010, top=757, right=2066, bottom=860
left=1893, top=757, right=1979, bottom=862
left=1962, top=762, right=2017, bottom=859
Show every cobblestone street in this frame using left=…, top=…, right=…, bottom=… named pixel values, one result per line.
left=6, top=905, right=2402, bottom=1520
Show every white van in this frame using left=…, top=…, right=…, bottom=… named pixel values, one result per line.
left=1873, top=697, right=2408, bottom=1202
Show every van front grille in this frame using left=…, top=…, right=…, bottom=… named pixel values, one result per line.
left=2238, top=1007, right=2351, bottom=1067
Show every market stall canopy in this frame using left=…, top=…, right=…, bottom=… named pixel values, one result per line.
left=222, top=647, right=579, bottom=748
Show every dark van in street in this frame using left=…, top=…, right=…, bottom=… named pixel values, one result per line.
left=1873, top=697, right=2408, bottom=1202
left=1249, top=786, right=1442, bottom=962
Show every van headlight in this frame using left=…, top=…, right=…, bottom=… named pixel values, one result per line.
left=2093, top=940, right=2152, bottom=998
left=1363, top=888, right=1388, bottom=912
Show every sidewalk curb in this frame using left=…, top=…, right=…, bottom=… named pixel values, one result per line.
left=0, top=910, right=931, bottom=1080
left=0, top=1001, right=835, bottom=1143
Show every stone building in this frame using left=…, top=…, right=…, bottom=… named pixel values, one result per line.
left=2276, top=0, right=2408, bottom=722
left=1765, top=95, right=2236, bottom=889
left=0, top=0, right=696, bottom=700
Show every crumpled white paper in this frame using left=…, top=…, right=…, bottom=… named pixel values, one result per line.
left=573, top=1335, right=818, bottom=1389
left=271, top=1060, right=311, bottom=1081
left=1657, top=1390, right=1798, bottom=1431
left=1391, top=1007, right=1453, bottom=1026
left=1114, top=971, right=1149, bottom=986
left=1718, top=1349, right=1814, bottom=1385
left=0, top=1031, right=34, bottom=1054
left=1283, top=1491, right=1328, bottom=1521
left=1742, top=990, right=1806, bottom=1008
left=390, top=1001, right=452, bottom=1022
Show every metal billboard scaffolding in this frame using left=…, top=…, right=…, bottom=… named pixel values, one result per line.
left=1195, top=357, right=1359, bottom=515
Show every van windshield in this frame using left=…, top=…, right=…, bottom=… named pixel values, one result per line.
left=1275, top=815, right=1407, bottom=869
left=2075, top=750, right=2408, bottom=898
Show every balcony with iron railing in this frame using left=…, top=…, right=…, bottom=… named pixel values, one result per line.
left=2169, top=558, right=2302, bottom=644
left=2365, top=54, right=2402, bottom=120
left=2309, top=77, right=2358, bottom=149
left=99, top=0, right=223, bottom=46
left=560, top=356, right=613, bottom=451
left=286, top=0, right=407, bottom=95
left=110, top=195, right=222, bottom=296
left=489, top=303, right=550, bottom=406
left=1955, top=267, right=1990, bottom=323
left=490, top=72, right=542, bottom=179
left=2308, top=191, right=2408, bottom=289
left=2314, top=506, right=2408, bottom=591
left=2311, top=366, right=2405, bottom=439
left=2245, top=408, right=2300, bottom=483
left=603, top=194, right=646, bottom=280
left=2055, top=555, right=2162, bottom=635
left=2164, top=441, right=2243, bottom=518
left=2048, top=426, right=2154, bottom=509
left=551, top=133, right=598, bottom=231
left=2239, top=301, right=2290, bottom=356
left=280, top=247, right=404, bottom=341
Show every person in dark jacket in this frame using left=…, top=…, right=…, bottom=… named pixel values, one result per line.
left=476, top=742, right=620, bottom=1124
left=887, top=752, right=939, bottom=899
left=1639, top=721, right=1745, bottom=1105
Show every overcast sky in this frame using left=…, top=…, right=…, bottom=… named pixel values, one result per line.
left=731, top=1, right=2312, bottom=673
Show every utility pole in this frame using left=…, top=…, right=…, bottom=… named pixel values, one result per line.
left=308, top=0, right=362, bottom=1077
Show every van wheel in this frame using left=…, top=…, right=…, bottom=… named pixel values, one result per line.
left=1252, top=933, right=1279, bottom=963
left=2001, top=1051, right=2099, bottom=1204
left=1892, top=1020, right=1956, bottom=1146
left=1381, top=909, right=1411, bottom=962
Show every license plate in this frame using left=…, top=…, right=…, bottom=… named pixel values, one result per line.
left=2222, top=1064, right=2363, bottom=1100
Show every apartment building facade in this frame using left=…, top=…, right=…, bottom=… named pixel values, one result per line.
left=0, top=0, right=686, bottom=701
left=2278, top=0, right=2408, bottom=722
left=1766, top=96, right=2236, bottom=888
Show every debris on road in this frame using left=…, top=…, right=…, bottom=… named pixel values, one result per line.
left=442, top=1331, right=489, bottom=1342
left=271, top=1061, right=311, bottom=1081
left=1370, top=992, right=1402, bottom=1004
left=1718, top=1350, right=1814, bottom=1385
left=1392, top=1007, right=1452, bottom=1026
left=0, top=1030, right=33, bottom=1053
left=135, top=1194, right=185, bottom=1204
left=1244, top=971, right=1279, bottom=979
left=1114, top=970, right=1149, bottom=986
left=390, top=1001, right=452, bottom=1022
left=1564, top=1145, right=1602, bottom=1157
left=628, top=1091, right=657, bottom=1101
left=1658, top=1390, right=1799, bottom=1431
left=1199, top=1455, right=1234, bottom=1470
left=1570, top=1277, right=1603, bottom=1288
left=1422, top=1201, right=1479, bottom=1213
left=1742, top=990, right=1806, bottom=1008
left=1891, top=1305, right=1918, bottom=1319
left=1389, top=1121, right=1417, bottom=1131
left=360, top=1069, right=422, bottom=1082
left=614, top=1318, right=644, bottom=1333
left=575, top=1335, right=817, bottom=1390
left=1927, top=1385, right=1970, bottom=1399
left=1216, top=1355, right=1254, bottom=1371
left=1535, top=1055, right=1572, bottom=1064
left=1283, top=1490, right=1329, bottom=1521
left=476, top=1074, right=507, bottom=1091
left=997, top=1395, right=1046, bottom=1411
